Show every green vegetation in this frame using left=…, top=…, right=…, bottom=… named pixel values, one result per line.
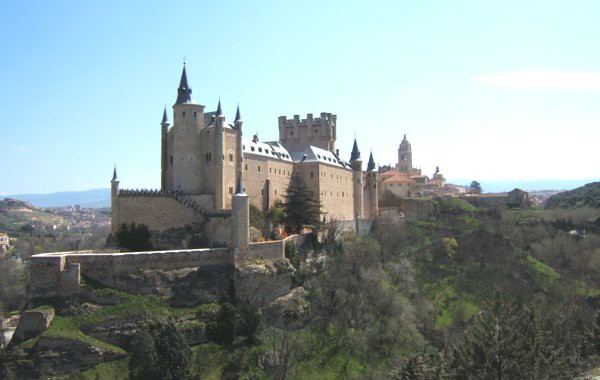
left=546, top=181, right=600, bottom=208
left=115, top=222, right=153, bottom=252
left=4, top=188, right=600, bottom=378
left=283, top=173, right=321, bottom=233
left=43, top=316, right=125, bottom=354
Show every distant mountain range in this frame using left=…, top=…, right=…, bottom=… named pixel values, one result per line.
left=3, top=189, right=110, bottom=208
left=448, top=179, right=597, bottom=193
left=2, top=179, right=596, bottom=209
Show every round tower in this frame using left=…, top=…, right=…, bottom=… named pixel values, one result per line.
left=350, top=139, right=364, bottom=219
left=231, top=175, right=249, bottom=248
left=214, top=99, right=225, bottom=209
left=234, top=104, right=244, bottom=188
left=110, top=166, right=120, bottom=234
left=365, top=151, right=378, bottom=219
left=160, top=107, right=170, bottom=191
left=171, top=64, right=205, bottom=192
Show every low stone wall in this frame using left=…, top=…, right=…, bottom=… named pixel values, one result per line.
left=246, top=240, right=285, bottom=260
left=30, top=248, right=233, bottom=299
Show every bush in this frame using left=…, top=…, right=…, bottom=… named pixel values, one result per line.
left=206, top=303, right=237, bottom=346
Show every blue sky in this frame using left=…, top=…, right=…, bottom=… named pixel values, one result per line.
left=1, top=0, right=599, bottom=194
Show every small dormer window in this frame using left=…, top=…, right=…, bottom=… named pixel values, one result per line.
left=251, top=147, right=255, bottom=152
left=258, top=147, right=263, bottom=153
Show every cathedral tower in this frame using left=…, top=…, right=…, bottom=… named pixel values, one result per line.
left=397, top=134, right=412, bottom=174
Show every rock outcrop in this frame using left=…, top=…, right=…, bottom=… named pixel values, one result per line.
left=235, top=258, right=295, bottom=305
left=11, top=308, right=55, bottom=344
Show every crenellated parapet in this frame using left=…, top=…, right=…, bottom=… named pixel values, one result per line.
left=278, top=112, right=337, bottom=152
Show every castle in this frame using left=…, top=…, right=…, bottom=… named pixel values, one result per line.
left=111, top=65, right=378, bottom=246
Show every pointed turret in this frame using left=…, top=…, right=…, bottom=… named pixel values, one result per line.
left=350, top=138, right=361, bottom=161
left=235, top=174, right=245, bottom=195
left=215, top=98, right=223, bottom=117
left=367, top=151, right=376, bottom=171
left=234, top=104, right=243, bottom=130
left=175, top=65, right=194, bottom=105
left=161, top=107, right=169, bottom=125
left=112, top=165, right=118, bottom=181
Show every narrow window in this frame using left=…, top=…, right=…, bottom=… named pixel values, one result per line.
left=258, top=165, right=261, bottom=173
left=229, top=153, right=234, bottom=161
left=183, top=111, right=186, bottom=117
left=310, top=172, right=314, bottom=178
left=229, top=186, right=233, bottom=194
left=245, top=163, right=248, bottom=171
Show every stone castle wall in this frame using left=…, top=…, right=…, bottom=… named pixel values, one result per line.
left=117, top=195, right=203, bottom=232
left=29, top=248, right=234, bottom=299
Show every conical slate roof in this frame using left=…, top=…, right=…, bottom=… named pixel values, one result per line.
left=350, top=138, right=361, bottom=161
left=235, top=104, right=242, bottom=122
left=161, top=107, right=168, bottom=124
left=175, top=65, right=193, bottom=105
left=367, top=151, right=376, bottom=171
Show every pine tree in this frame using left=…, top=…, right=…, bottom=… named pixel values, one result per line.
left=283, top=173, right=321, bottom=234
left=454, top=293, right=526, bottom=379
left=129, top=321, right=191, bottom=380
left=206, top=303, right=237, bottom=345
left=129, top=326, right=158, bottom=380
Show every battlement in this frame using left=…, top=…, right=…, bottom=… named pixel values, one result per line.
left=278, top=112, right=337, bottom=129
left=278, top=112, right=337, bottom=152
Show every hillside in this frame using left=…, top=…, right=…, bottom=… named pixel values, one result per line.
left=6, top=188, right=110, bottom=208
left=545, top=181, right=600, bottom=208
left=4, top=200, right=600, bottom=378
left=0, top=198, right=66, bottom=233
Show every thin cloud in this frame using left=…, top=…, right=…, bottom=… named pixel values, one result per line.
left=9, top=144, right=27, bottom=152
left=475, top=70, right=600, bottom=91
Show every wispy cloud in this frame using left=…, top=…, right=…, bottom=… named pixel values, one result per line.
left=9, top=144, right=27, bottom=152
left=475, top=70, right=600, bottom=91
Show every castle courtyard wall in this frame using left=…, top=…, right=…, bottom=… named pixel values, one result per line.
left=117, top=196, right=203, bottom=232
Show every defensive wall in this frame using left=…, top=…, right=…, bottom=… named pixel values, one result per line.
left=115, top=190, right=234, bottom=245
left=28, top=235, right=307, bottom=301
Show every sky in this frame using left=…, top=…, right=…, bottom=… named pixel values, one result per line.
left=1, top=0, right=599, bottom=195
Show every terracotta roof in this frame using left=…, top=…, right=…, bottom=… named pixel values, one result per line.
left=382, top=173, right=415, bottom=184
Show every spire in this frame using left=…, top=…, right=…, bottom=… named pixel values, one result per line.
left=112, top=165, right=118, bottom=181
left=215, top=98, right=223, bottom=116
left=175, top=65, right=193, bottom=105
left=235, top=103, right=242, bottom=122
left=235, top=174, right=246, bottom=195
left=161, top=107, right=168, bottom=124
left=350, top=138, right=361, bottom=161
left=367, top=151, right=376, bottom=171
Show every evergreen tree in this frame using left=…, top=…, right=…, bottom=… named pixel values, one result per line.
left=129, top=325, right=158, bottom=380
left=152, top=321, right=192, bottom=380
left=206, top=303, right=237, bottom=345
left=283, top=173, right=321, bottom=234
left=454, top=293, right=526, bottom=379
left=129, top=321, right=191, bottom=380
left=116, top=222, right=153, bottom=252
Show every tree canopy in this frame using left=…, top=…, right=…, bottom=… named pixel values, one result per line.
left=283, top=173, right=321, bottom=234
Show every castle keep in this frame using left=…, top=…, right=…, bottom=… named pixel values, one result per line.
left=112, top=65, right=378, bottom=244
